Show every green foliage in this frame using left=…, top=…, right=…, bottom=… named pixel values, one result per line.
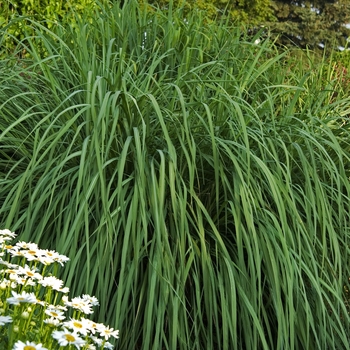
left=228, top=0, right=274, bottom=23
left=2, top=1, right=350, bottom=349
left=142, top=0, right=274, bottom=24
left=267, top=0, right=350, bottom=50
left=0, top=0, right=100, bottom=56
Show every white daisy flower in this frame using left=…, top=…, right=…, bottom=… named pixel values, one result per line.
left=58, top=286, right=70, bottom=294
left=0, top=260, right=17, bottom=268
left=35, top=249, right=69, bottom=265
left=96, top=324, right=119, bottom=340
left=81, top=317, right=99, bottom=334
left=90, top=335, right=103, bottom=346
left=63, top=317, right=90, bottom=335
left=38, top=276, right=64, bottom=290
left=45, top=307, right=66, bottom=320
left=90, top=336, right=114, bottom=349
left=15, top=241, right=38, bottom=250
left=52, top=327, right=86, bottom=348
left=13, top=276, right=27, bottom=285
left=0, top=315, right=12, bottom=325
left=0, top=229, right=16, bottom=238
left=54, top=254, right=70, bottom=266
left=21, top=249, right=40, bottom=261
left=13, top=340, right=47, bottom=350
left=4, top=268, right=19, bottom=275
left=44, top=317, right=61, bottom=326
left=48, top=303, right=67, bottom=311
left=14, top=276, right=36, bottom=286
left=0, top=258, right=7, bottom=266
left=17, top=264, right=43, bottom=280
left=0, top=236, right=14, bottom=243
left=36, top=255, right=55, bottom=265
left=103, top=342, right=114, bottom=349
left=82, top=294, right=99, bottom=306
left=65, top=297, right=93, bottom=314
left=36, top=299, right=48, bottom=307
left=9, top=250, right=26, bottom=258
left=6, top=290, right=37, bottom=305
left=40, top=249, right=60, bottom=259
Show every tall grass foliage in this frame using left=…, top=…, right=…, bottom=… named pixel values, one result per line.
left=1, top=1, right=350, bottom=348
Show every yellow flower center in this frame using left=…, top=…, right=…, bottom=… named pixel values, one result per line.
left=50, top=311, right=58, bottom=317
left=24, top=346, right=36, bottom=350
left=27, top=250, right=36, bottom=255
left=65, top=334, right=76, bottom=342
left=73, top=322, right=83, bottom=328
left=26, top=271, right=34, bottom=277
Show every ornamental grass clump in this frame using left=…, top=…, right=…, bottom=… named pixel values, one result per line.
left=0, top=229, right=119, bottom=350
left=2, top=1, right=350, bottom=349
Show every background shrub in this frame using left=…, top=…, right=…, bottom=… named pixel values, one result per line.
left=0, top=0, right=101, bottom=56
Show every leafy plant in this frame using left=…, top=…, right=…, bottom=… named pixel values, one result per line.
left=266, top=0, right=350, bottom=50
left=0, top=0, right=101, bottom=57
left=141, top=0, right=274, bottom=24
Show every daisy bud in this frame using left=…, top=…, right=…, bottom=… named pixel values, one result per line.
left=21, top=311, right=29, bottom=319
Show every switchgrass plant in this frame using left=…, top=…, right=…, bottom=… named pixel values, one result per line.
left=1, top=1, right=350, bottom=349
left=0, top=229, right=119, bottom=349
